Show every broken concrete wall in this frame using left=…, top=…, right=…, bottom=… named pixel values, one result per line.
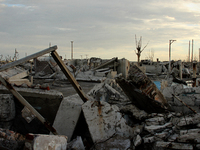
left=0, top=85, right=63, bottom=124
left=117, top=58, right=130, bottom=79
left=162, top=83, right=200, bottom=114
left=0, top=94, right=15, bottom=129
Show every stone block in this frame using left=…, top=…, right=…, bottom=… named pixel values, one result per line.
left=143, top=136, right=155, bottom=143
left=144, top=123, right=173, bottom=134
left=0, top=94, right=15, bottom=122
left=168, top=134, right=179, bottom=142
left=134, top=135, right=142, bottom=147
left=145, top=117, right=165, bottom=126
left=177, top=132, right=200, bottom=143
left=154, top=132, right=168, bottom=141
left=177, top=113, right=200, bottom=126
left=154, top=141, right=193, bottom=150
left=180, top=129, right=200, bottom=136
left=25, top=134, right=67, bottom=150
left=52, top=94, right=83, bottom=141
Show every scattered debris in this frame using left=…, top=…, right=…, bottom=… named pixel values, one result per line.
left=1, top=45, right=200, bottom=149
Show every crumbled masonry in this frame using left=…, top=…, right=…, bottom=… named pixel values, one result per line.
left=1, top=46, right=200, bottom=149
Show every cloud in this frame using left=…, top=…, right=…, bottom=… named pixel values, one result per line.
left=0, top=0, right=199, bottom=61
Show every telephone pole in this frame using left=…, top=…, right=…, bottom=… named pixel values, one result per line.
left=191, top=39, right=193, bottom=62
left=188, top=40, right=190, bottom=62
left=71, top=41, right=73, bottom=60
left=168, top=39, right=176, bottom=78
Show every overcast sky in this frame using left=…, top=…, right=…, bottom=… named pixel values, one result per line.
left=0, top=0, right=200, bottom=61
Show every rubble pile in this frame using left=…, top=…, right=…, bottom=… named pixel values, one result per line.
left=1, top=46, right=200, bottom=149
left=79, top=76, right=200, bottom=149
left=162, top=82, right=200, bottom=114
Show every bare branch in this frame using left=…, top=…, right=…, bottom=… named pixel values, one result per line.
left=141, top=40, right=149, bottom=52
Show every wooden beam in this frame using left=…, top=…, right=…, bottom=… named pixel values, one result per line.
left=0, top=46, right=58, bottom=72
left=51, top=51, right=88, bottom=102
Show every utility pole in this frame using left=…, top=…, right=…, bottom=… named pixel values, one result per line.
left=71, top=41, right=73, bottom=60
left=188, top=40, right=190, bottom=62
left=191, top=39, right=193, bottom=62
left=168, top=39, right=176, bottom=78
left=199, top=48, right=200, bottom=63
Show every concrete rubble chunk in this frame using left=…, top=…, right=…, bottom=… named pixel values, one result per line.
left=67, top=136, right=85, bottom=150
left=154, top=131, right=169, bottom=141
left=24, top=134, right=68, bottom=150
left=134, top=134, right=142, bottom=147
left=154, top=141, right=193, bottom=150
left=180, top=129, right=200, bottom=136
left=0, top=128, right=25, bottom=150
left=177, top=132, right=200, bottom=143
left=82, top=100, right=136, bottom=143
left=52, top=94, right=83, bottom=141
left=145, top=117, right=166, bottom=126
left=143, top=136, right=155, bottom=144
left=176, top=113, right=200, bottom=126
left=144, top=122, right=173, bottom=134
left=120, top=104, right=148, bottom=121
left=0, top=94, right=15, bottom=122
left=94, top=133, right=131, bottom=150
left=168, top=133, right=179, bottom=142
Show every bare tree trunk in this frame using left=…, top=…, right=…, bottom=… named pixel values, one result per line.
left=137, top=53, right=140, bottom=66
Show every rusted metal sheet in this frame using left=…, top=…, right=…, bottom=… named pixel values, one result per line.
left=0, top=128, right=25, bottom=150
left=116, top=65, right=171, bottom=113
left=51, top=51, right=88, bottom=102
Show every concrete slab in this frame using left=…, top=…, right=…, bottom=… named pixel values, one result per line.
left=82, top=100, right=136, bottom=143
left=52, top=94, right=83, bottom=141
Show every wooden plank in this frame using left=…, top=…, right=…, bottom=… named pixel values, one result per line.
left=51, top=51, right=88, bottom=102
left=0, top=75, right=58, bottom=135
left=0, top=46, right=58, bottom=72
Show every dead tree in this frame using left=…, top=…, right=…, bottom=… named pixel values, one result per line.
left=135, top=35, right=149, bottom=66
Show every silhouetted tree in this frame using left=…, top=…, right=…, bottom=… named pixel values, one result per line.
left=135, top=35, right=149, bottom=66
